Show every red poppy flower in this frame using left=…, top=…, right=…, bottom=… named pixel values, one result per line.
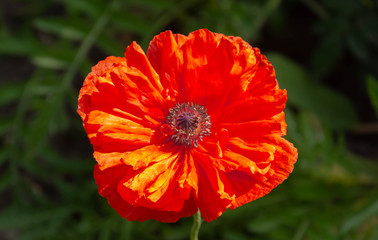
left=77, top=29, right=297, bottom=223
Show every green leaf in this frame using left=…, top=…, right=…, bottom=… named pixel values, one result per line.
left=0, top=206, right=73, bottom=230
left=267, top=53, right=358, bottom=130
left=311, top=29, right=344, bottom=79
left=367, top=228, right=378, bottom=240
left=0, top=117, right=12, bottom=140
left=96, top=34, right=124, bottom=56
left=0, top=149, right=7, bottom=165
left=111, top=12, right=151, bottom=34
left=347, top=28, right=369, bottom=61
left=30, top=55, right=69, bottom=69
left=0, top=164, right=10, bottom=192
left=127, top=0, right=174, bottom=10
left=223, top=230, right=249, bottom=240
left=0, top=82, right=24, bottom=106
left=0, top=36, right=40, bottom=55
left=33, top=18, right=86, bottom=40
left=341, top=197, right=378, bottom=234
left=247, top=217, right=283, bottom=234
left=28, top=40, right=78, bottom=69
left=366, top=75, right=378, bottom=118
left=59, top=0, right=103, bottom=17
left=41, top=148, right=92, bottom=174
left=293, top=219, right=310, bottom=240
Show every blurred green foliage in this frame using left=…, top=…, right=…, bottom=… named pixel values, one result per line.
left=1, top=0, right=378, bottom=239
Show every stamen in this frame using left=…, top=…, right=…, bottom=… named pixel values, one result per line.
left=177, top=112, right=199, bottom=133
left=166, top=102, right=211, bottom=148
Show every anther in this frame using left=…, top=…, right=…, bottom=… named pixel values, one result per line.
left=177, top=112, right=199, bottom=133
left=166, top=102, right=211, bottom=148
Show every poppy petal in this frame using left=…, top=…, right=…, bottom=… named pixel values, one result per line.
left=118, top=154, right=188, bottom=212
left=78, top=29, right=298, bottom=223
left=180, top=29, right=239, bottom=109
left=147, top=30, right=187, bottom=102
left=94, top=164, right=197, bottom=223
left=191, top=134, right=296, bottom=221
left=94, top=145, right=198, bottom=214
left=226, top=136, right=297, bottom=209
left=214, top=112, right=287, bottom=138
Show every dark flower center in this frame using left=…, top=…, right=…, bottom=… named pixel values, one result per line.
left=166, top=102, right=211, bottom=148
left=177, top=112, right=199, bottom=133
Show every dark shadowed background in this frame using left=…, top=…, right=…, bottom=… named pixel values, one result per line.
left=1, top=0, right=378, bottom=239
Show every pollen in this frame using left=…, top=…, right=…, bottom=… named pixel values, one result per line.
left=167, top=102, right=211, bottom=148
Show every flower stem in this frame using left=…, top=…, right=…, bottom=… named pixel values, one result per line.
left=190, top=210, right=202, bottom=240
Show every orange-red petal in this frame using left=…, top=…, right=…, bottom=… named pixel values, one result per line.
left=147, top=30, right=187, bottom=102
left=94, top=164, right=198, bottom=223
left=78, top=29, right=297, bottom=223
left=190, top=134, right=296, bottom=222
left=229, top=136, right=297, bottom=209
